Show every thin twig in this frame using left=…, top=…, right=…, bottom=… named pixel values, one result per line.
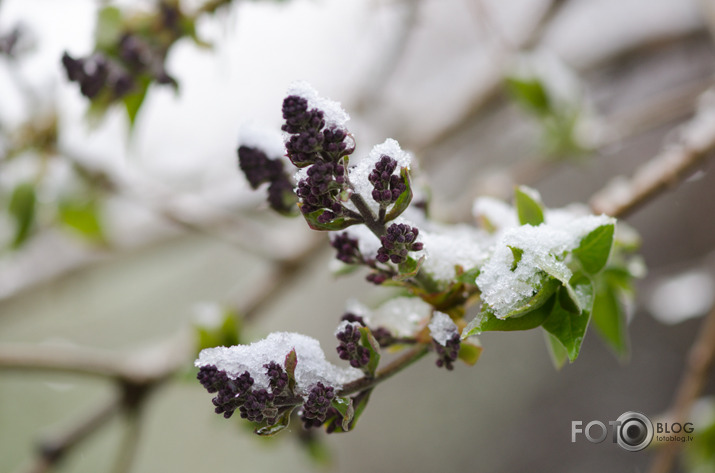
left=647, top=304, right=715, bottom=473
left=590, top=93, right=715, bottom=217
left=22, top=397, right=122, bottom=473
left=339, top=344, right=430, bottom=396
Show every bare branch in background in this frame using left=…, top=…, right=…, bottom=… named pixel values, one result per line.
left=647, top=304, right=715, bottom=473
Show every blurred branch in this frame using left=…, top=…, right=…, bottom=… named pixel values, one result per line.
left=416, top=0, right=570, bottom=152
left=22, top=397, right=122, bottom=473
left=648, top=304, right=715, bottom=473
left=590, top=91, right=715, bottom=217
left=354, top=0, right=423, bottom=113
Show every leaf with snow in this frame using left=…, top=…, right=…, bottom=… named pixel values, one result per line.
left=514, top=186, right=545, bottom=226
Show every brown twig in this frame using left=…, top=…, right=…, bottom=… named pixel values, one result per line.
left=590, top=92, right=715, bottom=217
left=647, top=304, right=715, bottom=473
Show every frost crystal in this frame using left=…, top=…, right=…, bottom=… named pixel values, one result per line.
left=428, top=312, right=458, bottom=346
left=476, top=214, right=614, bottom=319
left=195, top=332, right=362, bottom=394
left=286, top=81, right=350, bottom=129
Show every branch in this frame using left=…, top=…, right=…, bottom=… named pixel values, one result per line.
left=22, top=397, right=122, bottom=473
left=338, top=343, right=430, bottom=396
left=590, top=91, right=715, bottom=217
left=647, top=304, right=715, bottom=473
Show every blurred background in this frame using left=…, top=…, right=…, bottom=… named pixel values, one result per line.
left=1, top=0, right=714, bottom=472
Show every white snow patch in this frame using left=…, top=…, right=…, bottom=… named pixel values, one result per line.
left=238, top=123, right=286, bottom=160
left=286, top=80, right=350, bottom=129
left=420, top=224, right=488, bottom=281
left=429, top=312, right=458, bottom=346
left=195, top=332, right=362, bottom=393
left=473, top=196, right=518, bottom=231
left=476, top=214, right=614, bottom=319
left=346, top=297, right=431, bottom=338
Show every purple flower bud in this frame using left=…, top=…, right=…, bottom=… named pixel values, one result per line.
left=301, top=383, right=336, bottom=423
left=331, top=233, right=363, bottom=265
left=368, top=155, right=406, bottom=206
left=336, top=322, right=370, bottom=369
left=376, top=223, right=422, bottom=265
left=434, top=333, right=461, bottom=371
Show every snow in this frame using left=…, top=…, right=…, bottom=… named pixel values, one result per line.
left=346, top=296, right=431, bottom=337
left=195, top=332, right=363, bottom=393
left=419, top=224, right=488, bottom=281
left=648, top=270, right=714, bottom=324
left=476, top=214, right=614, bottom=319
left=335, top=320, right=361, bottom=336
left=286, top=80, right=350, bottom=129
left=428, top=311, right=458, bottom=346
left=238, top=123, right=286, bottom=160
left=473, top=196, right=519, bottom=231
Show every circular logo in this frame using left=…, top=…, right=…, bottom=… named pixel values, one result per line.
left=616, top=411, right=653, bottom=452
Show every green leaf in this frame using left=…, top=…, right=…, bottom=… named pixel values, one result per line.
left=123, top=76, right=152, bottom=128
left=328, top=389, right=373, bottom=433
left=331, top=397, right=354, bottom=431
left=514, top=186, right=544, bottom=226
left=254, top=407, right=294, bottom=436
left=558, top=284, right=581, bottom=314
left=508, top=246, right=523, bottom=271
left=95, top=6, right=123, bottom=50
left=8, top=182, right=37, bottom=249
left=544, top=331, right=568, bottom=370
left=455, top=266, right=480, bottom=285
left=458, top=340, right=482, bottom=366
left=194, top=308, right=242, bottom=354
left=591, top=271, right=629, bottom=358
left=384, top=167, right=413, bottom=222
left=464, top=293, right=556, bottom=337
left=300, top=207, right=361, bottom=231
left=358, top=326, right=381, bottom=376
left=574, top=222, right=615, bottom=274
left=284, top=348, right=298, bottom=393
left=505, top=77, right=551, bottom=116
left=58, top=198, right=105, bottom=242
left=542, top=278, right=594, bottom=362
left=505, top=277, right=561, bottom=319
left=396, top=255, right=424, bottom=281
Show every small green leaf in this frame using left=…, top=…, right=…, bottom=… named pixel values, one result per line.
left=544, top=331, right=568, bottom=370
left=95, top=6, right=123, bottom=50
left=255, top=407, right=294, bottom=436
left=300, top=207, right=361, bottom=231
left=193, top=308, right=242, bottom=354
left=9, top=182, right=37, bottom=249
left=514, top=186, right=544, bottom=226
left=284, top=348, right=298, bottom=392
left=358, top=326, right=381, bottom=376
left=506, top=77, right=551, bottom=116
left=505, top=277, right=561, bottom=319
left=542, top=279, right=594, bottom=362
left=591, top=271, right=629, bottom=358
left=574, top=223, right=615, bottom=274
left=464, top=293, right=556, bottom=337
left=455, top=266, right=480, bottom=285
left=384, top=167, right=413, bottom=222
left=558, top=284, right=581, bottom=314
left=123, top=76, right=152, bottom=128
left=58, top=198, right=105, bottom=242
left=331, top=397, right=355, bottom=431
left=508, top=246, right=523, bottom=271
left=328, top=389, right=372, bottom=433
left=458, top=340, right=482, bottom=366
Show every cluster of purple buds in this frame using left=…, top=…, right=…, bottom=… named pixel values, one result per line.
left=336, top=322, right=370, bottom=369
left=300, top=382, right=336, bottom=426
left=196, top=361, right=294, bottom=424
left=368, top=155, right=406, bottom=206
left=282, top=94, right=353, bottom=223
left=434, top=333, right=461, bottom=371
left=238, top=146, right=295, bottom=214
left=376, top=223, right=423, bottom=265
left=62, top=29, right=176, bottom=101
left=330, top=232, right=363, bottom=265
